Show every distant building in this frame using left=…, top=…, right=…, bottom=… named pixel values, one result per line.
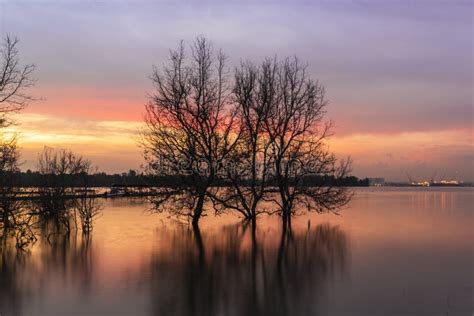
left=368, top=178, right=385, bottom=186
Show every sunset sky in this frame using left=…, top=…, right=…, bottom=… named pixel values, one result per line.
left=1, top=0, right=472, bottom=181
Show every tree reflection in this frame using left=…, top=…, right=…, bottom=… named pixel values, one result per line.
left=0, top=237, right=26, bottom=316
left=0, top=215, right=348, bottom=316
left=145, top=221, right=348, bottom=316
left=0, top=230, right=97, bottom=316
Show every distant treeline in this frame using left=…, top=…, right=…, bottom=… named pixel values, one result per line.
left=9, top=170, right=370, bottom=187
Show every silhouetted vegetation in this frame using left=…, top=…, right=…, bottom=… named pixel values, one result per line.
left=212, top=60, right=279, bottom=222
left=143, top=37, right=242, bottom=226
left=35, top=148, right=92, bottom=229
left=5, top=171, right=369, bottom=188
left=0, top=35, right=36, bottom=249
left=0, top=137, right=21, bottom=230
left=30, top=147, right=103, bottom=238
left=1, top=35, right=359, bottom=251
left=0, top=35, right=36, bottom=128
left=143, top=37, right=352, bottom=226
left=1, top=145, right=104, bottom=248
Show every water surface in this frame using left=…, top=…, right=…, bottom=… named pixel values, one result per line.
left=1, top=188, right=472, bottom=316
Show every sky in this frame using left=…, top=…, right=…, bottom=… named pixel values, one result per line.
left=1, top=0, right=472, bottom=181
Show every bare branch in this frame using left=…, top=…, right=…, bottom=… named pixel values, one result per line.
left=0, top=35, right=36, bottom=127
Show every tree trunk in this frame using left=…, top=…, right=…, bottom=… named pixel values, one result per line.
left=251, top=213, right=257, bottom=228
left=250, top=200, right=258, bottom=223
left=287, top=209, right=292, bottom=228
left=281, top=203, right=293, bottom=232
left=192, top=191, right=206, bottom=226
left=193, top=224, right=205, bottom=266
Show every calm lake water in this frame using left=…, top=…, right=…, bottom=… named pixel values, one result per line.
left=1, top=188, right=473, bottom=316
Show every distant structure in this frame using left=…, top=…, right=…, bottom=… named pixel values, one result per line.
left=406, top=172, right=461, bottom=187
left=430, top=180, right=460, bottom=186
left=368, top=178, right=385, bottom=186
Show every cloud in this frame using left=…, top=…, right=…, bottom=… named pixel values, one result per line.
left=6, top=113, right=144, bottom=173
left=330, top=129, right=474, bottom=181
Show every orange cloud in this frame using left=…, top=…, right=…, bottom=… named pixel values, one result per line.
left=27, top=85, right=147, bottom=121
left=329, top=129, right=473, bottom=181
left=6, top=113, right=144, bottom=173
left=6, top=111, right=473, bottom=181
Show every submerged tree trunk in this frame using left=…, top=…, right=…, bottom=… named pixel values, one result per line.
left=281, top=205, right=293, bottom=232
left=192, top=224, right=205, bottom=267
left=251, top=213, right=257, bottom=228
left=192, top=191, right=206, bottom=226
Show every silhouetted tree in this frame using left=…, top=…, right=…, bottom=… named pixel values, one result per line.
left=262, top=57, right=351, bottom=225
left=74, top=197, right=101, bottom=233
left=0, top=139, right=35, bottom=249
left=211, top=60, right=277, bottom=222
left=143, top=37, right=241, bottom=226
left=35, top=147, right=92, bottom=233
left=144, top=38, right=351, bottom=227
left=0, top=137, right=20, bottom=230
left=0, top=35, right=35, bottom=247
left=0, top=35, right=36, bottom=128
left=213, top=57, right=351, bottom=225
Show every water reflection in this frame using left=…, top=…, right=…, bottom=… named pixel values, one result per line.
left=0, top=238, right=23, bottom=316
left=0, top=231, right=98, bottom=316
left=0, top=189, right=472, bottom=315
left=0, top=219, right=348, bottom=316
left=144, top=222, right=348, bottom=316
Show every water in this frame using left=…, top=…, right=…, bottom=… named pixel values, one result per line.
left=1, top=188, right=473, bottom=316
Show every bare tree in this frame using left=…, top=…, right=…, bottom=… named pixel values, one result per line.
left=213, top=57, right=351, bottom=225
left=35, top=147, right=92, bottom=232
left=144, top=40, right=351, bottom=227
left=0, top=35, right=36, bottom=127
left=143, top=37, right=241, bottom=226
left=211, top=59, right=278, bottom=222
left=73, top=166, right=102, bottom=234
left=0, top=136, right=21, bottom=230
left=0, top=34, right=35, bottom=217
left=74, top=195, right=102, bottom=234
left=0, top=35, right=36, bottom=245
left=263, top=57, right=351, bottom=225
left=0, top=139, right=38, bottom=249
